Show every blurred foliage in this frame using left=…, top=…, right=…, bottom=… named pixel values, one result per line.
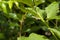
left=0, top=0, right=60, bottom=40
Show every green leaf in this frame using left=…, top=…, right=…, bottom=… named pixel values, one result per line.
left=29, top=33, right=49, bottom=40
left=26, top=7, right=44, bottom=20
left=20, top=0, right=33, bottom=7
left=18, top=36, right=28, bottom=40
left=45, top=2, right=59, bottom=19
left=49, top=28, right=60, bottom=38
left=2, top=3, right=7, bottom=13
left=9, top=13, right=18, bottom=19
left=26, top=7, right=36, bottom=16
left=48, top=16, right=60, bottom=19
left=8, top=0, right=13, bottom=9
left=14, top=1, right=19, bottom=7
left=17, top=33, right=49, bottom=40
left=35, top=7, right=44, bottom=20
left=34, top=0, right=45, bottom=6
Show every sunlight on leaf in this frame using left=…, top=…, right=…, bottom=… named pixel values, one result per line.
left=29, top=33, right=49, bottom=40
left=8, top=1, right=13, bottom=9
left=34, top=0, right=45, bottom=6
left=2, top=3, right=7, bottom=13
left=45, top=2, right=59, bottom=19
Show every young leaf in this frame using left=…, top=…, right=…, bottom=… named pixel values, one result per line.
left=48, top=16, right=60, bottom=19
left=14, top=2, right=19, bottom=7
left=2, top=3, right=7, bottom=13
left=20, top=0, right=33, bottom=7
left=34, top=0, right=45, bottom=6
left=45, top=2, right=59, bottom=19
left=8, top=1, right=13, bottom=9
left=29, top=33, right=49, bottom=40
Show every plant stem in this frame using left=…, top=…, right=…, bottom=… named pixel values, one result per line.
left=19, top=13, right=26, bottom=37
left=32, top=1, right=58, bottom=40
left=55, top=19, right=58, bottom=28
